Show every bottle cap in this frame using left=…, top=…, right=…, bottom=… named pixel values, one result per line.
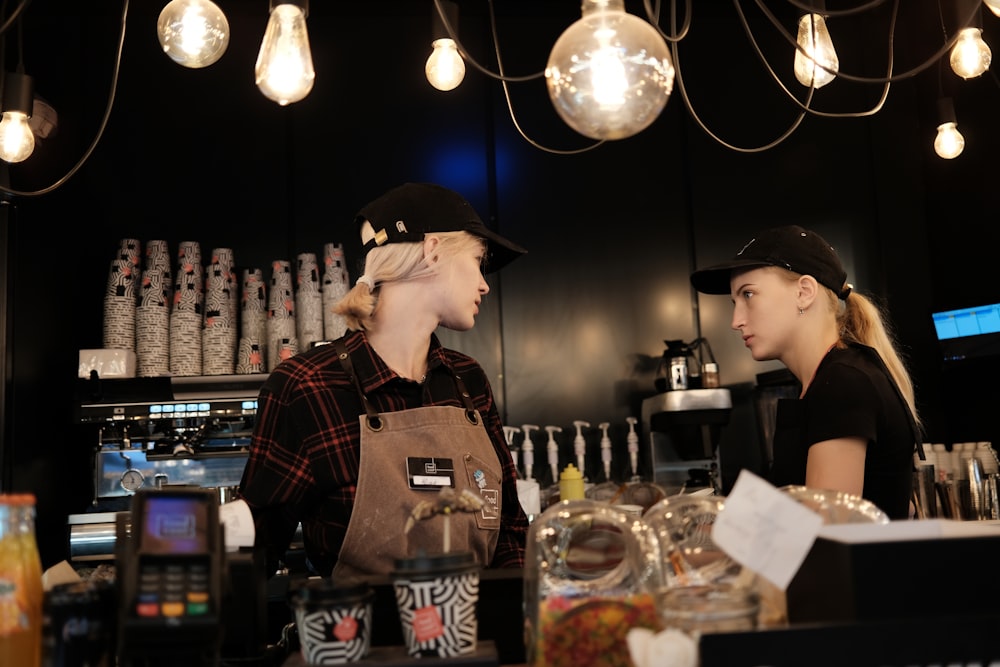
left=560, top=463, right=583, bottom=481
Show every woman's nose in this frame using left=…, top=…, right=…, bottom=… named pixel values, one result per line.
left=730, top=308, right=743, bottom=331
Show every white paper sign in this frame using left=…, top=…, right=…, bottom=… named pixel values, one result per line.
left=711, top=469, right=823, bottom=590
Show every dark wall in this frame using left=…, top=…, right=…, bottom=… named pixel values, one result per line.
left=3, top=0, right=1000, bottom=568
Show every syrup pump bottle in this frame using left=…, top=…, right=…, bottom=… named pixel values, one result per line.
left=572, top=420, right=590, bottom=481
left=598, top=421, right=613, bottom=482
left=521, top=424, right=539, bottom=482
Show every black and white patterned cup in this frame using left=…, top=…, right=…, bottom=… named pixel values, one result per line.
left=391, top=552, right=480, bottom=658
left=289, top=581, right=375, bottom=665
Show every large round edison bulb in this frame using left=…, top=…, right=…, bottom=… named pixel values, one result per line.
left=950, top=27, right=991, bottom=79
left=545, top=0, right=674, bottom=140
left=426, top=38, right=466, bottom=91
left=0, top=111, right=34, bottom=163
left=157, top=0, right=230, bottom=69
left=934, top=122, right=965, bottom=159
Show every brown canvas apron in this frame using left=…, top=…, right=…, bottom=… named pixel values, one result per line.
left=331, top=339, right=502, bottom=580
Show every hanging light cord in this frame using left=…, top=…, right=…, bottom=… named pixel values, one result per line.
left=433, top=0, right=603, bottom=154
left=487, top=0, right=603, bottom=155
left=432, top=0, right=541, bottom=83
left=639, top=0, right=971, bottom=152
left=0, top=0, right=126, bottom=198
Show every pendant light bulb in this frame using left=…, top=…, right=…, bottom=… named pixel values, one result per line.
left=157, top=0, right=230, bottom=69
left=255, top=2, right=315, bottom=106
left=793, top=13, right=838, bottom=88
left=0, top=111, right=34, bottom=163
left=985, top=0, right=1000, bottom=18
left=934, top=98, right=965, bottom=159
left=0, top=72, right=35, bottom=164
left=934, top=122, right=965, bottom=159
left=545, top=0, right=674, bottom=140
left=950, top=27, right=991, bottom=79
left=425, top=38, right=465, bottom=91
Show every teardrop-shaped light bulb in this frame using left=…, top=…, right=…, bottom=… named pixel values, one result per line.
left=255, top=3, right=316, bottom=106
left=793, top=14, right=838, bottom=88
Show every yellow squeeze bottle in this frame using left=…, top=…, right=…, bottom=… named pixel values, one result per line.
left=559, top=463, right=585, bottom=501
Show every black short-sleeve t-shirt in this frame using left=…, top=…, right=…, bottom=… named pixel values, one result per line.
left=768, top=343, right=917, bottom=519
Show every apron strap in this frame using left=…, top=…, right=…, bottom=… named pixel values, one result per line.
left=452, top=373, right=480, bottom=426
left=333, top=337, right=384, bottom=432
left=334, top=336, right=481, bottom=429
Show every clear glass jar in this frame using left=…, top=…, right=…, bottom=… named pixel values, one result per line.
left=524, top=499, right=665, bottom=667
left=657, top=583, right=760, bottom=636
left=0, top=493, right=43, bottom=667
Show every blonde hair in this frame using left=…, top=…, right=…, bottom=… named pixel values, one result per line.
left=769, top=265, right=920, bottom=430
left=334, top=231, right=486, bottom=331
left=832, top=289, right=920, bottom=430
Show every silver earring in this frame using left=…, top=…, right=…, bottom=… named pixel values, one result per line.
left=798, top=307, right=804, bottom=315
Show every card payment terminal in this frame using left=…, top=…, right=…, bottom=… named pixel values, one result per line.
left=116, top=487, right=225, bottom=666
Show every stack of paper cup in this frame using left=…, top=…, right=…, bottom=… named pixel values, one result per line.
left=203, top=248, right=237, bottom=375
left=322, top=242, right=349, bottom=340
left=144, top=239, right=173, bottom=309
left=267, top=259, right=297, bottom=371
left=235, top=336, right=265, bottom=375
left=238, top=268, right=267, bottom=375
left=295, top=252, right=324, bottom=350
left=136, top=259, right=170, bottom=377
left=170, top=241, right=203, bottom=376
left=102, top=243, right=139, bottom=351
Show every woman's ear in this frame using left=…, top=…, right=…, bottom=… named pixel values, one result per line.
left=423, top=234, right=441, bottom=263
left=797, top=275, right=820, bottom=310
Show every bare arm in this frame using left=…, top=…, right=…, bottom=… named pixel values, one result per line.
left=804, top=437, right=867, bottom=497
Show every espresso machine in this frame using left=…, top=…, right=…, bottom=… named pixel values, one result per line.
left=641, top=389, right=732, bottom=493
left=70, top=374, right=266, bottom=563
left=642, top=338, right=732, bottom=493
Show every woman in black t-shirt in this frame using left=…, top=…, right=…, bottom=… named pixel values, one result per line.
left=690, top=225, right=921, bottom=519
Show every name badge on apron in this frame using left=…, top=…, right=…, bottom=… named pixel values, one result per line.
left=407, top=457, right=455, bottom=490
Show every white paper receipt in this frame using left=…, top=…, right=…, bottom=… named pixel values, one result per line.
left=711, top=469, right=823, bottom=591
left=219, top=499, right=256, bottom=551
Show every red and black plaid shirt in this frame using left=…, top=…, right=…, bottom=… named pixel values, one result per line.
left=239, top=329, right=528, bottom=575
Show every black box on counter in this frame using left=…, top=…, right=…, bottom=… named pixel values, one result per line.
left=785, top=519, right=1000, bottom=625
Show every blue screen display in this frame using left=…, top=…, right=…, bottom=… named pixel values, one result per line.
left=931, top=302, right=1000, bottom=362
left=932, top=302, right=1000, bottom=340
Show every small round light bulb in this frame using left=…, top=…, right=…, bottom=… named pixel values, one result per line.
left=0, top=111, right=34, bottom=163
left=950, top=27, right=991, bottom=79
left=425, top=38, right=466, bottom=91
left=934, top=122, right=965, bottom=159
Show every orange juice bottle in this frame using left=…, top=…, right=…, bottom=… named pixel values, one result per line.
left=0, top=493, right=42, bottom=667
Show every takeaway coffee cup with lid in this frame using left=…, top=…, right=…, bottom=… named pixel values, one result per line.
left=288, top=580, right=375, bottom=665
left=390, top=551, right=480, bottom=658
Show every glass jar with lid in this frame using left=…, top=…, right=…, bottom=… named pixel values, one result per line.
left=523, top=499, right=665, bottom=667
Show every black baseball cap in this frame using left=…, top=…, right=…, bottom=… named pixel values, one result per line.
left=690, top=225, right=851, bottom=299
left=356, top=182, right=527, bottom=273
